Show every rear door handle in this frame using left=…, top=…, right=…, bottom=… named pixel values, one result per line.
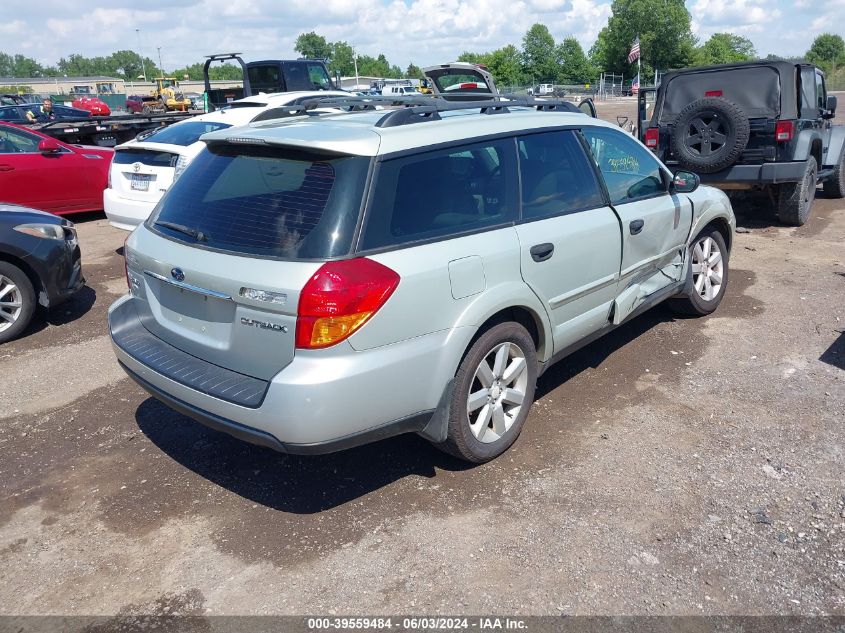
left=629, top=219, right=645, bottom=235
left=530, top=243, right=555, bottom=262
left=0, top=165, right=14, bottom=172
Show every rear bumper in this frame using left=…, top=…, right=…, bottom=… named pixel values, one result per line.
left=104, top=188, right=157, bottom=231
left=695, top=161, right=807, bottom=185
left=108, top=295, right=455, bottom=453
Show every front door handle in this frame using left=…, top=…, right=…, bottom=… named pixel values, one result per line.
left=0, top=165, right=14, bottom=172
left=629, top=219, right=645, bottom=235
left=530, top=243, right=555, bottom=262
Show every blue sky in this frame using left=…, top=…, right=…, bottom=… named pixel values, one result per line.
left=2, top=0, right=841, bottom=72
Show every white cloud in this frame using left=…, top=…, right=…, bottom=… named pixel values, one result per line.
left=0, top=0, right=833, bottom=73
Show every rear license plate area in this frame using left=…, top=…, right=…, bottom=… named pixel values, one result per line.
left=130, top=174, right=153, bottom=191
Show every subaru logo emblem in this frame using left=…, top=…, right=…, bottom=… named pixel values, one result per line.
left=171, top=267, right=185, bottom=282
left=133, top=163, right=141, bottom=173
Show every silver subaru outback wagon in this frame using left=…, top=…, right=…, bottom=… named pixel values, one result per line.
left=109, top=97, right=735, bottom=463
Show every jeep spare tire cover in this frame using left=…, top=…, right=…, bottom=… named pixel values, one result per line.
left=671, top=97, right=750, bottom=173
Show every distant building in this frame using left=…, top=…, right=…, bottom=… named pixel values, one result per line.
left=0, top=76, right=127, bottom=96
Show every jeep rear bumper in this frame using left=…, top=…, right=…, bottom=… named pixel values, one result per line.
left=694, top=161, right=807, bottom=186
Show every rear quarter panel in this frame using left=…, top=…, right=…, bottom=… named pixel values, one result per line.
left=352, top=226, right=552, bottom=363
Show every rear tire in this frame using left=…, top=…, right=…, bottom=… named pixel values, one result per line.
left=822, top=149, right=845, bottom=198
left=667, top=227, right=729, bottom=317
left=0, top=262, right=36, bottom=345
left=437, top=322, right=538, bottom=463
left=777, top=156, right=817, bottom=226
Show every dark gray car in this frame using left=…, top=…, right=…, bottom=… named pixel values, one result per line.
left=0, top=204, right=83, bottom=343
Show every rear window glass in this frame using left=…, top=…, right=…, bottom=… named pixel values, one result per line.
left=149, top=145, right=370, bottom=260
left=659, top=66, right=781, bottom=122
left=360, top=139, right=518, bottom=250
left=141, top=121, right=231, bottom=146
left=113, top=148, right=179, bottom=167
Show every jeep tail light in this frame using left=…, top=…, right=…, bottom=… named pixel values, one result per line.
left=296, top=258, right=400, bottom=349
left=644, top=127, right=659, bottom=149
left=705, top=90, right=723, bottom=97
left=775, top=120, right=794, bottom=142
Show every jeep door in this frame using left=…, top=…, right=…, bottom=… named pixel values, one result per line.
left=581, top=127, right=693, bottom=323
left=514, top=129, right=622, bottom=352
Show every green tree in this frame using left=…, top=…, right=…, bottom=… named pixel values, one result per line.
left=522, top=23, right=557, bottom=83
left=457, top=51, right=488, bottom=65
left=294, top=31, right=332, bottom=60
left=0, top=53, right=47, bottom=77
left=696, top=33, right=756, bottom=65
left=556, top=37, right=594, bottom=84
left=108, top=50, right=160, bottom=80
left=486, top=45, right=524, bottom=87
left=590, top=0, right=696, bottom=80
left=406, top=63, right=422, bottom=79
left=330, top=41, right=356, bottom=76
left=806, top=33, right=845, bottom=70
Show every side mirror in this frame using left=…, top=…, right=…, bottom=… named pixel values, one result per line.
left=823, top=94, right=837, bottom=119
left=578, top=98, right=597, bottom=118
left=38, top=138, right=62, bottom=154
left=672, top=170, right=700, bottom=193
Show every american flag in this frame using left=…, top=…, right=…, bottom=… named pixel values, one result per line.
left=627, top=36, right=641, bottom=63
left=631, top=73, right=640, bottom=95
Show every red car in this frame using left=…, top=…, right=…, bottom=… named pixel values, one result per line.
left=71, top=96, right=111, bottom=116
left=0, top=122, right=113, bottom=215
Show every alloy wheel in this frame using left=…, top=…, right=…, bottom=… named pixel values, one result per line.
left=691, top=236, right=724, bottom=302
left=0, top=275, right=23, bottom=333
left=466, top=341, right=529, bottom=444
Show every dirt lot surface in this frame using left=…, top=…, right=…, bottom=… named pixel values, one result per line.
left=1, top=103, right=844, bottom=619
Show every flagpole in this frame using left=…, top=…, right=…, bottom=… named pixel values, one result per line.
left=637, top=34, right=641, bottom=86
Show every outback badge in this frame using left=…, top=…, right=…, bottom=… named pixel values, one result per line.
left=241, top=317, right=288, bottom=333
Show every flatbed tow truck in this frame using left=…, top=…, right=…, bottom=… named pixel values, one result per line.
left=26, top=111, right=194, bottom=147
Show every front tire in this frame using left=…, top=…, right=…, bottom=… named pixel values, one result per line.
left=777, top=156, right=817, bottom=226
left=822, top=149, right=845, bottom=198
left=438, top=322, right=538, bottom=463
left=0, top=262, right=36, bottom=344
left=668, top=228, right=729, bottom=317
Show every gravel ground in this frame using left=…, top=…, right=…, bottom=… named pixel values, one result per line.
left=0, top=102, right=843, bottom=619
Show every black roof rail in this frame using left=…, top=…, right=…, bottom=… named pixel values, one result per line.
left=244, top=94, right=589, bottom=128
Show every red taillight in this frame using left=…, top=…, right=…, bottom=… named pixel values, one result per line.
left=296, top=258, right=400, bottom=349
left=775, top=120, right=794, bottom=142
left=644, top=127, right=659, bottom=149
left=705, top=90, right=723, bottom=97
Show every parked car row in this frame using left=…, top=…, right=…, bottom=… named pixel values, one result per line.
left=3, top=60, right=844, bottom=467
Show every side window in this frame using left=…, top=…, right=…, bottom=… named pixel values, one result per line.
left=517, top=130, right=605, bottom=220
left=582, top=127, right=667, bottom=205
left=816, top=71, right=827, bottom=110
left=361, top=139, right=518, bottom=250
left=0, top=127, right=40, bottom=153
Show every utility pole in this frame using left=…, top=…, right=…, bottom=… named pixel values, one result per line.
left=136, top=29, right=148, bottom=82
left=353, top=44, right=359, bottom=90
left=157, top=47, right=164, bottom=75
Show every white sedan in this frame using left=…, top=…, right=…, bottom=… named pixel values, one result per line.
left=103, top=90, right=349, bottom=231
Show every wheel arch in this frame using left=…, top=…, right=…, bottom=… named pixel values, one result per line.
left=793, top=129, right=823, bottom=165
left=0, top=252, right=44, bottom=307
left=822, top=126, right=845, bottom=168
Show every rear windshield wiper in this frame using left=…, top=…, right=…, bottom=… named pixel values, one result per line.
left=155, top=220, right=207, bottom=242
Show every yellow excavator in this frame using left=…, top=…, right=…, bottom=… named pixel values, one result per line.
left=140, top=78, right=192, bottom=113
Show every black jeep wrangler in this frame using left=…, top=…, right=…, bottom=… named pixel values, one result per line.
left=637, top=61, right=844, bottom=225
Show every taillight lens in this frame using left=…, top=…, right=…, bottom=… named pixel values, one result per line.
left=775, top=120, right=794, bottom=142
left=296, top=258, right=400, bottom=349
left=644, top=127, right=659, bottom=149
